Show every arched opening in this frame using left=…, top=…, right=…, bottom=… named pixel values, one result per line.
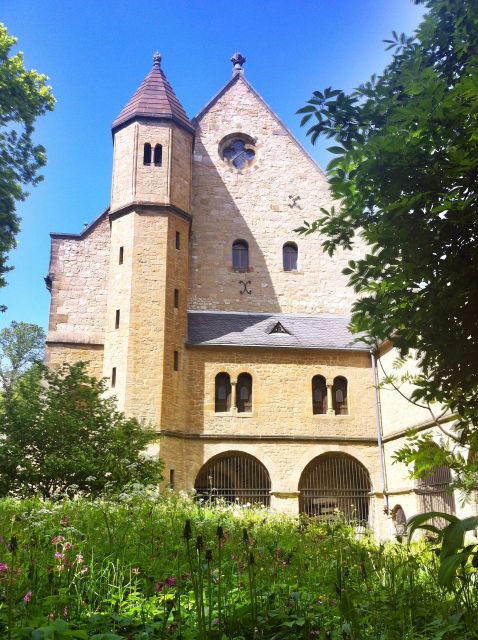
left=333, top=376, right=348, bottom=415
left=312, top=375, right=327, bottom=414
left=232, top=240, right=249, bottom=270
left=299, top=453, right=372, bottom=525
left=283, top=242, right=298, bottom=271
left=143, top=143, right=152, bottom=165
left=194, top=452, right=271, bottom=506
left=392, top=504, right=407, bottom=537
left=237, top=373, right=252, bottom=413
left=215, top=372, right=231, bottom=413
left=154, top=144, right=162, bottom=166
left=416, top=461, right=456, bottom=524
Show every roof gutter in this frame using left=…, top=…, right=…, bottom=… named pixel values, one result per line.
left=370, top=348, right=389, bottom=515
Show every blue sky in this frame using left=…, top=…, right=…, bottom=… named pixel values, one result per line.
left=1, top=0, right=424, bottom=331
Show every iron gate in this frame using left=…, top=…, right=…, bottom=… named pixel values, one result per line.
left=195, top=452, right=271, bottom=506
left=416, top=464, right=455, bottom=525
left=299, top=453, right=372, bottom=525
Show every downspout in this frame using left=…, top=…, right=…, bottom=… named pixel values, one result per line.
left=370, top=348, right=389, bottom=514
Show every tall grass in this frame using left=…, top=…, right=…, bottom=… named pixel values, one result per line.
left=0, top=488, right=475, bottom=639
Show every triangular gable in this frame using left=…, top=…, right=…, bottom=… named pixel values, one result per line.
left=192, top=73, right=326, bottom=178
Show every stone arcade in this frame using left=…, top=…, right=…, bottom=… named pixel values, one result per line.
left=45, top=53, right=474, bottom=537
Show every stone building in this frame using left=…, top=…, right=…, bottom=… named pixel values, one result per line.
left=45, top=52, right=473, bottom=537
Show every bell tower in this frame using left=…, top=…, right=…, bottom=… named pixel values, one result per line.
left=103, top=53, right=194, bottom=429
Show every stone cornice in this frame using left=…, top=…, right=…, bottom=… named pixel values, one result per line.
left=159, top=431, right=378, bottom=444
left=109, top=202, right=192, bottom=223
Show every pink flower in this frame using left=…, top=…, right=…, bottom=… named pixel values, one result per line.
left=51, top=536, right=65, bottom=545
left=212, top=618, right=219, bottom=626
left=165, top=576, right=176, bottom=587
left=80, top=566, right=88, bottom=574
left=23, top=591, right=32, bottom=604
left=55, top=552, right=65, bottom=561
left=62, top=542, right=72, bottom=551
left=0, top=563, right=8, bottom=572
left=75, top=554, right=84, bottom=564
left=155, top=581, right=164, bottom=592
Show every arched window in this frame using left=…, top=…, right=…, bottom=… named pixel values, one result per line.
left=232, top=240, right=249, bottom=270
left=283, top=242, right=298, bottom=271
left=195, top=451, right=271, bottom=506
left=143, top=143, right=152, bottom=165
left=215, top=372, right=231, bottom=413
left=236, top=373, right=252, bottom=413
left=312, top=375, right=327, bottom=414
left=392, top=505, right=407, bottom=537
left=154, top=144, right=162, bottom=166
left=333, top=376, right=348, bottom=415
left=299, top=453, right=372, bottom=525
left=416, top=458, right=455, bottom=526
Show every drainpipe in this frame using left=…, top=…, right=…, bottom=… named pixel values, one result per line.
left=370, top=348, right=389, bottom=515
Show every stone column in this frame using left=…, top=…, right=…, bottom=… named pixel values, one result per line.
left=326, top=380, right=335, bottom=415
left=270, top=491, right=300, bottom=515
left=231, top=380, right=237, bottom=414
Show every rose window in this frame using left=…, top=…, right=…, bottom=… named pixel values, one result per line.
left=222, top=139, right=255, bottom=169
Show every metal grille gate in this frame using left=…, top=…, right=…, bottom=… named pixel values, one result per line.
left=299, top=453, right=372, bottom=525
left=195, top=453, right=271, bottom=506
left=416, top=464, right=455, bottom=525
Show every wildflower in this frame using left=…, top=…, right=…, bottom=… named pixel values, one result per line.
left=212, top=618, right=219, bottom=626
left=23, top=591, right=32, bottom=604
left=131, top=567, right=140, bottom=575
left=75, top=554, right=84, bottom=564
left=60, top=516, right=71, bottom=527
left=0, top=563, right=8, bottom=572
left=80, top=566, right=88, bottom=574
left=62, top=542, right=72, bottom=551
left=155, top=581, right=164, bottom=593
left=54, top=552, right=65, bottom=561
left=165, top=576, right=177, bottom=587
left=51, top=536, right=65, bottom=545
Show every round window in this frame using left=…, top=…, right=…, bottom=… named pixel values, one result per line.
left=219, top=134, right=257, bottom=171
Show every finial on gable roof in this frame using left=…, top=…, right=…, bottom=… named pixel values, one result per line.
left=153, top=51, right=161, bottom=66
left=230, top=52, right=246, bottom=76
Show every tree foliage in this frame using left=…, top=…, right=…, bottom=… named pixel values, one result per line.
left=297, top=0, right=478, bottom=482
left=0, top=320, right=45, bottom=396
left=0, top=362, right=163, bottom=498
left=0, top=23, right=55, bottom=303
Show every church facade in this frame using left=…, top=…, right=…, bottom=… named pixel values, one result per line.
left=45, top=53, right=472, bottom=537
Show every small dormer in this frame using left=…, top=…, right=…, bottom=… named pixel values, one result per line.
left=269, top=321, right=290, bottom=335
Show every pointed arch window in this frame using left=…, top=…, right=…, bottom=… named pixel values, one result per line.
left=333, top=376, right=348, bottom=415
left=312, top=375, right=327, bottom=414
left=237, top=373, right=252, bottom=413
left=154, top=144, right=162, bottom=166
left=232, top=240, right=249, bottom=270
left=283, top=242, right=298, bottom=271
left=143, top=143, right=152, bottom=165
left=215, top=373, right=231, bottom=413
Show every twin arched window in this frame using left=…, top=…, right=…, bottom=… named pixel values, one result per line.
left=283, top=242, right=298, bottom=271
left=312, top=375, right=348, bottom=415
left=232, top=240, right=249, bottom=270
left=215, top=372, right=253, bottom=413
left=143, top=143, right=163, bottom=166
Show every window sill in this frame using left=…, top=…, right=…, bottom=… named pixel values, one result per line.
left=312, top=414, right=351, bottom=418
left=230, top=267, right=253, bottom=274
left=213, top=412, right=254, bottom=418
left=282, top=269, right=303, bottom=275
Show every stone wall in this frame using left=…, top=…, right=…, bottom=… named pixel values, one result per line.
left=45, top=343, right=104, bottom=378
left=46, top=215, right=110, bottom=344
left=189, top=75, right=365, bottom=315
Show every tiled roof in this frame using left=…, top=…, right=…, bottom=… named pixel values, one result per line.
left=187, top=311, right=369, bottom=351
left=112, top=54, right=193, bottom=133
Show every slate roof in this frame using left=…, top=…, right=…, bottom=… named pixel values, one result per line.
left=112, top=54, right=193, bottom=133
left=187, top=311, right=369, bottom=351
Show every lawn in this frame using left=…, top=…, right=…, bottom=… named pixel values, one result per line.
left=0, top=487, right=476, bottom=639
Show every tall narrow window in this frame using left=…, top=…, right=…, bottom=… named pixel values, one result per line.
left=174, top=289, right=179, bottom=309
left=215, top=372, right=231, bottom=412
left=332, top=376, right=348, bottom=415
left=173, top=351, right=179, bottom=371
left=176, top=231, right=180, bottom=250
left=232, top=240, right=249, bottom=270
left=119, top=246, right=124, bottom=265
left=169, top=469, right=175, bottom=489
left=283, top=242, right=298, bottom=271
left=237, top=373, right=253, bottom=413
left=115, top=309, right=120, bottom=329
left=111, top=367, right=117, bottom=388
left=154, top=144, right=162, bottom=166
left=312, top=375, right=327, bottom=414
left=143, top=143, right=152, bottom=165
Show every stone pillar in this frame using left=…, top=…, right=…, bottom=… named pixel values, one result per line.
left=270, top=491, right=300, bottom=515
left=231, top=380, right=237, bottom=414
left=326, top=380, right=335, bottom=415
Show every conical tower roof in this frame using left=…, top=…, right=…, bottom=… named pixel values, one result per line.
left=112, top=52, right=194, bottom=133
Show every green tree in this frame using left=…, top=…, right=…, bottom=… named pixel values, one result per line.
left=297, top=0, right=478, bottom=490
left=0, top=320, right=45, bottom=396
left=0, top=362, right=163, bottom=498
left=0, top=23, right=55, bottom=305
